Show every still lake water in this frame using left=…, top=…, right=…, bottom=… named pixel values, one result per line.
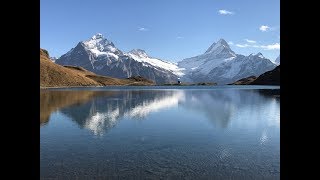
left=40, top=86, right=280, bottom=179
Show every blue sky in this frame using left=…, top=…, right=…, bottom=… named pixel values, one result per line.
left=40, top=0, right=280, bottom=62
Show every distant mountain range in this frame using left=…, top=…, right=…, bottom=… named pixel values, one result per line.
left=55, top=33, right=278, bottom=84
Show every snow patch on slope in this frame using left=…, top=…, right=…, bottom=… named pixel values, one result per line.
left=128, top=49, right=185, bottom=76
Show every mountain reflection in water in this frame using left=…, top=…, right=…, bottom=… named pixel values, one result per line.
left=40, top=89, right=279, bottom=135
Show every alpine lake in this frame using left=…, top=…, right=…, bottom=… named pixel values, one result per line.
left=40, top=85, right=280, bottom=179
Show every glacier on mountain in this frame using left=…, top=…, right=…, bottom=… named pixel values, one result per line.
left=127, top=49, right=184, bottom=76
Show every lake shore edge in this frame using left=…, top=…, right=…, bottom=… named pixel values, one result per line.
left=40, top=84, right=280, bottom=90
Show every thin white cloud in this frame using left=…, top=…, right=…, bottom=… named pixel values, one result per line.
left=244, top=39, right=256, bottom=43
left=177, top=36, right=184, bottom=39
left=218, top=9, right=234, bottom=15
left=138, top=27, right=149, bottom=31
left=260, top=43, right=280, bottom=50
left=236, top=44, right=249, bottom=48
left=259, top=25, right=270, bottom=32
left=228, top=41, right=234, bottom=45
left=235, top=43, right=280, bottom=50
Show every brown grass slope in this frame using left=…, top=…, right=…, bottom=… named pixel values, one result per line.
left=40, top=49, right=155, bottom=87
left=40, top=49, right=100, bottom=87
left=228, top=76, right=257, bottom=85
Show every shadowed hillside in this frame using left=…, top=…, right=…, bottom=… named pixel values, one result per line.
left=250, top=65, right=280, bottom=85
left=229, top=65, right=280, bottom=85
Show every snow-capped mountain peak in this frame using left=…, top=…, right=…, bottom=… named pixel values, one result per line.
left=217, top=38, right=229, bottom=47
left=91, top=33, right=104, bottom=40
left=81, top=33, right=120, bottom=57
left=178, top=38, right=237, bottom=76
left=128, top=49, right=149, bottom=58
left=255, top=52, right=264, bottom=58
left=178, top=38, right=276, bottom=84
left=84, top=33, right=111, bottom=48
left=248, top=52, right=264, bottom=59
left=203, top=38, right=236, bottom=59
left=205, top=39, right=232, bottom=53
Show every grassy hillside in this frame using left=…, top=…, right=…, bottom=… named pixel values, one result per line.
left=228, top=76, right=257, bottom=85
